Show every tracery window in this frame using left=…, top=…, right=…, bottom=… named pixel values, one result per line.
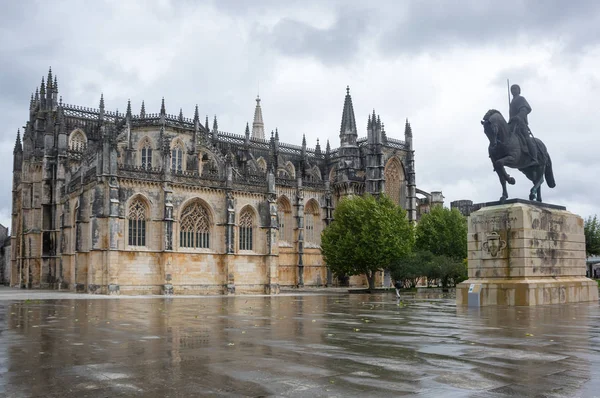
left=180, top=202, right=210, bottom=248
left=385, top=159, right=404, bottom=207
left=277, top=197, right=293, bottom=243
left=239, top=209, right=254, bottom=251
left=304, top=200, right=321, bottom=245
left=140, top=139, right=153, bottom=169
left=69, top=130, right=86, bottom=152
left=171, top=142, right=183, bottom=173
left=128, top=198, right=147, bottom=246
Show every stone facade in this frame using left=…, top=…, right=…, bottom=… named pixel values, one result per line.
left=10, top=69, right=441, bottom=295
left=457, top=201, right=598, bottom=306
left=0, top=224, right=10, bottom=285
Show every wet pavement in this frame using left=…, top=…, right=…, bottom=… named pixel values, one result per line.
left=0, top=288, right=599, bottom=397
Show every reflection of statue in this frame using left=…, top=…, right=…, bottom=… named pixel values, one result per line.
left=508, top=84, right=537, bottom=162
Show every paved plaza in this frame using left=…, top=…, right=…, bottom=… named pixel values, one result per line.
left=0, top=288, right=599, bottom=397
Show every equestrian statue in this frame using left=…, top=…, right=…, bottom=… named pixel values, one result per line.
left=481, top=84, right=555, bottom=202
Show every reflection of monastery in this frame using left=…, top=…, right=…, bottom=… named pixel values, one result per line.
left=9, top=69, right=443, bottom=294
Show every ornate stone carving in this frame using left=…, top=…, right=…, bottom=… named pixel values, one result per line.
left=482, top=232, right=506, bottom=257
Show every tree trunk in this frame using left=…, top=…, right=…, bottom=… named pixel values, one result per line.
left=366, top=271, right=376, bottom=290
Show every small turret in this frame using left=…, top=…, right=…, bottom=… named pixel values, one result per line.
left=315, top=138, right=321, bottom=157
left=339, top=86, right=357, bottom=147
left=178, top=108, right=184, bottom=122
left=301, top=134, right=307, bottom=158
left=404, top=118, right=413, bottom=149
left=212, top=115, right=218, bottom=141
left=252, top=95, right=265, bottom=139
left=244, top=122, right=250, bottom=146
left=193, top=105, right=199, bottom=123
left=13, top=129, right=22, bottom=173
left=99, top=93, right=105, bottom=123
left=160, top=97, right=166, bottom=115
left=14, top=129, right=22, bottom=154
left=126, top=99, right=132, bottom=120
left=140, top=101, right=146, bottom=118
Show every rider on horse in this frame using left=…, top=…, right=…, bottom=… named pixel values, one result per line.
left=509, top=84, right=537, bottom=163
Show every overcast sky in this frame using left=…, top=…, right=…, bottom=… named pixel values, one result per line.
left=2, top=0, right=600, bottom=230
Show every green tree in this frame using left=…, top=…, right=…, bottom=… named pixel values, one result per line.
left=415, top=206, right=467, bottom=260
left=392, top=251, right=434, bottom=288
left=584, top=215, right=600, bottom=257
left=321, top=194, right=413, bottom=290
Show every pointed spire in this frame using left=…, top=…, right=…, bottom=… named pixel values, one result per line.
left=53, top=76, right=58, bottom=93
left=40, top=77, right=46, bottom=97
left=47, top=67, right=53, bottom=89
left=367, top=113, right=372, bottom=129
left=205, top=115, right=210, bottom=132
left=126, top=99, right=132, bottom=118
left=404, top=118, right=412, bottom=137
left=302, top=134, right=306, bottom=148
left=325, top=139, right=331, bottom=155
left=194, top=104, right=199, bottom=122
left=252, top=95, right=265, bottom=139
left=99, top=93, right=105, bottom=111
left=140, top=101, right=146, bottom=117
left=315, top=138, right=321, bottom=156
left=29, top=93, right=34, bottom=110
left=178, top=108, right=184, bottom=122
left=245, top=122, right=250, bottom=137
left=34, top=88, right=39, bottom=103
left=160, top=97, right=166, bottom=115
left=275, top=128, right=279, bottom=141
left=340, top=85, right=357, bottom=138
left=14, top=129, right=22, bottom=153
left=213, top=115, right=218, bottom=132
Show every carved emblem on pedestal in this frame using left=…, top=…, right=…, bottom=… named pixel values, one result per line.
left=482, top=232, right=506, bottom=257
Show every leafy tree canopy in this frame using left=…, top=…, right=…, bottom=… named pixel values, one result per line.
left=585, top=215, right=600, bottom=257
left=321, top=194, right=413, bottom=289
left=415, top=206, right=467, bottom=260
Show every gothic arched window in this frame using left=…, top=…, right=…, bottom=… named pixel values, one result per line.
left=128, top=197, right=147, bottom=246
left=171, top=141, right=184, bottom=173
left=384, top=158, right=405, bottom=207
left=180, top=201, right=210, bottom=248
left=140, top=138, right=153, bottom=169
left=277, top=197, right=293, bottom=244
left=239, top=208, right=254, bottom=251
left=304, top=200, right=321, bottom=245
left=69, top=130, right=87, bottom=152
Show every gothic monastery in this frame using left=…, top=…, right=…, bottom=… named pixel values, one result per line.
left=9, top=68, right=443, bottom=294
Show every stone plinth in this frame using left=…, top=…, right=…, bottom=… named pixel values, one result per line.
left=457, top=200, right=598, bottom=306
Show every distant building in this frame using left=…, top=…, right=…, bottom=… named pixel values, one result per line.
left=416, top=189, right=445, bottom=219
left=451, top=200, right=474, bottom=217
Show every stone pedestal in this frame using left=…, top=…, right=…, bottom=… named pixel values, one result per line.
left=457, top=200, right=598, bottom=306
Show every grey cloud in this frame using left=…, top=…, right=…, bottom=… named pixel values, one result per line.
left=253, top=8, right=373, bottom=64
left=378, top=0, right=600, bottom=55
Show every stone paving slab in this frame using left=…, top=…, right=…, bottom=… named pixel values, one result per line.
left=0, top=287, right=599, bottom=397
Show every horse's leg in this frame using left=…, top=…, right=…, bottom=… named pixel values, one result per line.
left=537, top=185, right=542, bottom=202
left=496, top=169, right=508, bottom=202
left=494, top=158, right=516, bottom=185
left=529, top=166, right=545, bottom=201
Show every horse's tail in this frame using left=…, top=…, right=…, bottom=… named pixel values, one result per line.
left=545, top=155, right=556, bottom=188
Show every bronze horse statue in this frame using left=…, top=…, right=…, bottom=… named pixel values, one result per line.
left=481, top=109, right=555, bottom=202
